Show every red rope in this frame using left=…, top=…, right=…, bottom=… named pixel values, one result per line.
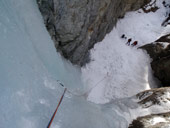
left=47, top=88, right=67, bottom=128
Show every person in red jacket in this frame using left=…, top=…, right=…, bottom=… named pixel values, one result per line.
left=131, top=41, right=138, bottom=46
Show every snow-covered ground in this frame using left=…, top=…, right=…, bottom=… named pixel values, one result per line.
left=82, top=0, right=169, bottom=104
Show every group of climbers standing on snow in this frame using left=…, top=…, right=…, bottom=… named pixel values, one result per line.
left=121, top=34, right=138, bottom=47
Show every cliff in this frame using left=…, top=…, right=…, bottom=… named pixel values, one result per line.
left=140, top=34, right=170, bottom=86
left=129, top=87, right=170, bottom=128
left=37, top=0, right=150, bottom=66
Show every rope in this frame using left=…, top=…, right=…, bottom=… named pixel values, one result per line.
left=57, top=72, right=109, bottom=98
left=47, top=88, right=67, bottom=128
left=46, top=73, right=109, bottom=127
left=80, top=73, right=109, bottom=97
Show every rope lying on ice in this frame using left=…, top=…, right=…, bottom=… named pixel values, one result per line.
left=47, top=73, right=109, bottom=128
left=57, top=72, right=109, bottom=98
left=47, top=88, right=67, bottom=128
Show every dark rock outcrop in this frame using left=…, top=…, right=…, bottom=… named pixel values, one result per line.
left=142, top=0, right=159, bottom=13
left=136, top=87, right=170, bottom=107
left=129, top=112, right=170, bottom=128
left=37, top=0, right=151, bottom=66
left=140, top=34, right=170, bottom=86
left=129, top=87, right=170, bottom=128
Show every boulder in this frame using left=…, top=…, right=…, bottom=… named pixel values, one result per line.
left=129, top=87, right=170, bottom=128
left=140, top=34, right=170, bottom=86
left=129, top=112, right=170, bottom=128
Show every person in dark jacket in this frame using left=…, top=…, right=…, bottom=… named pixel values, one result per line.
left=162, top=1, right=166, bottom=7
left=121, top=34, right=125, bottom=38
left=126, top=38, right=132, bottom=46
left=121, top=34, right=127, bottom=39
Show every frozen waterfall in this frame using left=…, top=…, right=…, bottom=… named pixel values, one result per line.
left=0, top=0, right=167, bottom=128
left=0, top=0, right=135, bottom=128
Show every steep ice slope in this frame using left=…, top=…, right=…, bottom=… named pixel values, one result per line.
left=0, top=0, right=84, bottom=127
left=0, top=0, right=144, bottom=128
left=82, top=0, right=167, bottom=104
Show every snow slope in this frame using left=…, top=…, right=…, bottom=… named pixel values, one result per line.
left=82, top=0, right=168, bottom=104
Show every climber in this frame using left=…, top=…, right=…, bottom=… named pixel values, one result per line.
left=126, top=38, right=132, bottom=46
left=121, top=34, right=126, bottom=38
left=121, top=34, right=125, bottom=38
left=131, top=41, right=138, bottom=46
left=162, top=1, right=166, bottom=7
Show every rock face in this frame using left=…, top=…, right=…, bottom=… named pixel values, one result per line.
left=129, top=87, right=170, bottom=128
left=37, top=0, right=150, bottom=66
left=129, top=112, right=170, bottom=128
left=136, top=87, right=170, bottom=108
left=140, top=34, right=170, bottom=86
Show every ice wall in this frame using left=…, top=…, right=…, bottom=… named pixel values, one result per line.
left=0, top=0, right=133, bottom=128
left=0, top=0, right=84, bottom=127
